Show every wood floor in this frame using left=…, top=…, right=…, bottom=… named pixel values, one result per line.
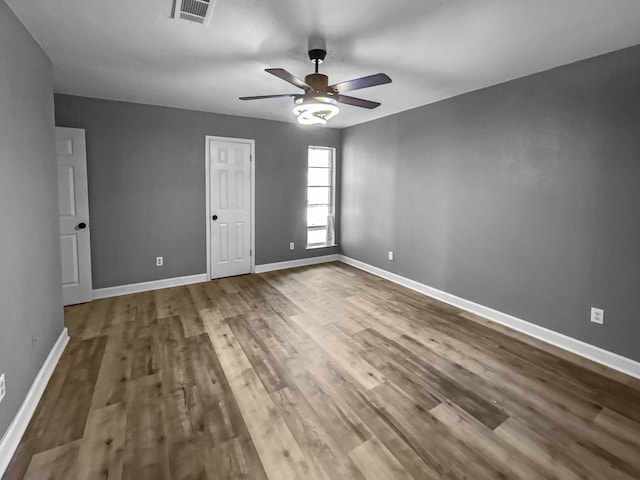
left=5, top=262, right=640, bottom=480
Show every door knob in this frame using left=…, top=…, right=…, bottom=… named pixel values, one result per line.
left=212, top=215, right=218, bottom=221
left=76, top=222, right=87, bottom=230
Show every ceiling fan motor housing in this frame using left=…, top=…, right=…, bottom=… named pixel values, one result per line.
left=304, top=73, right=329, bottom=93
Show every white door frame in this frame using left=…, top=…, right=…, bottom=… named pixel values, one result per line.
left=205, top=135, right=255, bottom=280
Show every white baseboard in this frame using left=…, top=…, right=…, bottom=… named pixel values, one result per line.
left=92, top=257, right=341, bottom=298
left=338, top=255, right=640, bottom=380
left=0, top=328, right=69, bottom=477
left=92, top=273, right=208, bottom=299
left=255, top=254, right=339, bottom=274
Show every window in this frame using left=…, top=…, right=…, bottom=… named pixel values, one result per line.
left=307, top=146, right=336, bottom=248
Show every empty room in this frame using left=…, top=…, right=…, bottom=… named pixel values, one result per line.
left=2, top=0, right=640, bottom=479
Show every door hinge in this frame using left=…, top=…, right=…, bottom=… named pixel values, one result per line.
left=250, top=249, right=252, bottom=256
left=250, top=155, right=253, bottom=162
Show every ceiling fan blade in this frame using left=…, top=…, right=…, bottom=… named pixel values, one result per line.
left=330, top=73, right=392, bottom=93
left=239, top=93, right=298, bottom=101
left=265, top=68, right=312, bottom=91
left=336, top=94, right=381, bottom=109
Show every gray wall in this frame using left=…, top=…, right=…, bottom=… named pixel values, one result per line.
left=341, top=43, right=640, bottom=362
left=55, top=96, right=341, bottom=289
left=0, top=2, right=63, bottom=439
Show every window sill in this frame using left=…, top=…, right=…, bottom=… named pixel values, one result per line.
left=305, top=244, right=338, bottom=250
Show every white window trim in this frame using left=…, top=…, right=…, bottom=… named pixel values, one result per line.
left=306, top=146, right=337, bottom=249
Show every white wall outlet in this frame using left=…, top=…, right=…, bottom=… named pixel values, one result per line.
left=590, top=307, right=604, bottom=325
left=0, top=374, right=6, bottom=403
left=388, top=251, right=394, bottom=261
left=156, top=256, right=163, bottom=267
left=290, top=242, right=295, bottom=250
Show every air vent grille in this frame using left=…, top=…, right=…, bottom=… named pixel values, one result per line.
left=174, top=0, right=214, bottom=25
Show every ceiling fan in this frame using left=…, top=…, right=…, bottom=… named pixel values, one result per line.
left=239, top=48, right=392, bottom=125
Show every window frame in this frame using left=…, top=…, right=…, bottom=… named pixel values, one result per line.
left=306, top=146, right=337, bottom=249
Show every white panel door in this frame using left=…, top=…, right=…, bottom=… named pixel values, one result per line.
left=56, top=127, right=92, bottom=305
left=208, top=138, right=252, bottom=279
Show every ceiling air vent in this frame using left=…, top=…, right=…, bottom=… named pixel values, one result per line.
left=172, top=0, right=215, bottom=25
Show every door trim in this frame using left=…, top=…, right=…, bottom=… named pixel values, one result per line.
left=205, top=136, right=255, bottom=280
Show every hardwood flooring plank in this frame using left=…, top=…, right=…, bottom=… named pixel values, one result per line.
left=90, top=323, right=135, bottom=410
left=288, top=314, right=385, bottom=390
left=157, top=315, right=197, bottom=394
left=202, top=308, right=317, bottom=480
left=593, top=407, right=640, bottom=449
left=75, top=403, right=127, bottom=480
left=240, top=310, right=301, bottom=364
left=134, top=290, right=158, bottom=327
left=239, top=274, right=303, bottom=318
left=185, top=333, right=245, bottom=445
left=216, top=291, right=250, bottom=318
left=122, top=374, right=171, bottom=480
left=366, top=382, right=502, bottom=480
left=21, top=338, right=75, bottom=440
left=202, top=435, right=269, bottom=480
left=567, top=441, right=640, bottom=480
left=154, top=286, right=181, bottom=319
left=459, top=310, right=640, bottom=389
left=178, top=286, right=207, bottom=337
left=302, top=361, right=442, bottom=480
left=37, top=335, right=107, bottom=450
left=349, top=437, right=414, bottom=480
left=185, top=282, right=215, bottom=312
left=130, top=332, right=159, bottom=380
left=22, top=440, right=81, bottom=480
left=291, top=370, right=372, bottom=453
left=271, top=386, right=367, bottom=480
left=412, top=314, right=613, bottom=421
left=393, top=331, right=639, bottom=465
left=494, top=417, right=590, bottom=480
left=497, top=335, right=640, bottom=411
left=395, top=330, right=602, bottom=426
left=355, top=328, right=507, bottom=429
left=577, top=422, right=640, bottom=471
left=69, top=298, right=113, bottom=340
left=110, top=294, right=138, bottom=328
left=430, top=401, right=549, bottom=479
left=227, top=315, right=289, bottom=393
left=260, top=275, right=322, bottom=312
left=164, top=387, right=208, bottom=480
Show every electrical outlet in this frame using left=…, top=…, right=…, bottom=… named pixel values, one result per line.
left=156, top=256, right=163, bottom=267
left=590, top=307, right=604, bottom=325
left=388, top=251, right=394, bottom=261
left=0, top=374, right=5, bottom=403
left=290, top=242, right=295, bottom=250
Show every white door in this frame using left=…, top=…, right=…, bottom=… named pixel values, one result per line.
left=56, top=127, right=92, bottom=305
left=206, top=137, right=253, bottom=279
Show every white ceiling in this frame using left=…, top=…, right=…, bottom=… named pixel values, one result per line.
left=7, top=0, right=640, bottom=128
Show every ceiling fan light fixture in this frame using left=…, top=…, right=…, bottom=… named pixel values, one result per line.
left=293, top=96, right=339, bottom=125
left=240, top=48, right=391, bottom=124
